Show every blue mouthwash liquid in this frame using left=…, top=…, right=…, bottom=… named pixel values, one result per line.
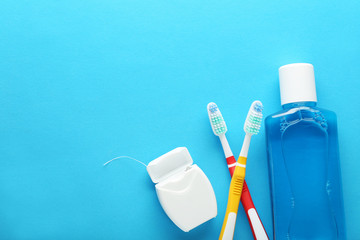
left=265, top=64, right=346, bottom=239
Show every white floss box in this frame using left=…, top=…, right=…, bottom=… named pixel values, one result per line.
left=147, top=147, right=217, bottom=232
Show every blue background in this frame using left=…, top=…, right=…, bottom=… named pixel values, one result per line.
left=1, top=0, right=359, bottom=239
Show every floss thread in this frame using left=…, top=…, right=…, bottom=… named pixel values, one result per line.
left=103, top=156, right=147, bottom=167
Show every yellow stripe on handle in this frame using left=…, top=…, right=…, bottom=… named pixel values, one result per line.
left=219, top=156, right=247, bottom=240
left=237, top=156, right=247, bottom=166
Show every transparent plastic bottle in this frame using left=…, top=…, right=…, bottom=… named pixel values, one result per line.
left=265, top=63, right=346, bottom=240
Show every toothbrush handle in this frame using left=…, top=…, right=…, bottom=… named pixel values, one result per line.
left=226, top=156, right=236, bottom=176
left=242, top=182, right=269, bottom=240
left=219, top=166, right=245, bottom=240
left=226, top=156, right=269, bottom=240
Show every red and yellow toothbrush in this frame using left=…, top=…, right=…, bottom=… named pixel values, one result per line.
left=208, top=101, right=265, bottom=240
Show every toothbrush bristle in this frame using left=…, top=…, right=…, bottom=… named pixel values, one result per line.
left=207, top=102, right=227, bottom=136
left=253, top=102, right=263, bottom=113
left=244, top=101, right=263, bottom=135
left=209, top=104, right=218, bottom=113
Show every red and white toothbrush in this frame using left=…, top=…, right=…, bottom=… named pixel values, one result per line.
left=207, top=102, right=268, bottom=240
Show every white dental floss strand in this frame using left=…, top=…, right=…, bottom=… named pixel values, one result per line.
left=103, top=156, right=147, bottom=167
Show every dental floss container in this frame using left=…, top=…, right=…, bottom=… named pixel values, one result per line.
left=147, top=147, right=217, bottom=232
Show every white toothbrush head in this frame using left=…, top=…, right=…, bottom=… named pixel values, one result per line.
left=244, top=101, right=263, bottom=135
left=207, top=102, right=227, bottom=136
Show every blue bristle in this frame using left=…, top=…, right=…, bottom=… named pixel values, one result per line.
left=254, top=102, right=263, bottom=113
left=209, top=104, right=218, bottom=113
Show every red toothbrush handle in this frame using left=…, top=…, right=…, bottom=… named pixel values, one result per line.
left=225, top=155, right=237, bottom=176
left=226, top=156, right=269, bottom=240
left=241, top=181, right=255, bottom=210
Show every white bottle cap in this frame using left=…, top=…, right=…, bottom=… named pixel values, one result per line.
left=279, top=63, right=317, bottom=105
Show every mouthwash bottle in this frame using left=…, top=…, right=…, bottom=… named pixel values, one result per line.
left=265, top=63, right=346, bottom=240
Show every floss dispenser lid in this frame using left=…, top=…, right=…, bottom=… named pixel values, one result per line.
left=147, top=147, right=193, bottom=183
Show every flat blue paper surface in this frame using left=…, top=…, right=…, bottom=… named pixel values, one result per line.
left=1, top=0, right=359, bottom=239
